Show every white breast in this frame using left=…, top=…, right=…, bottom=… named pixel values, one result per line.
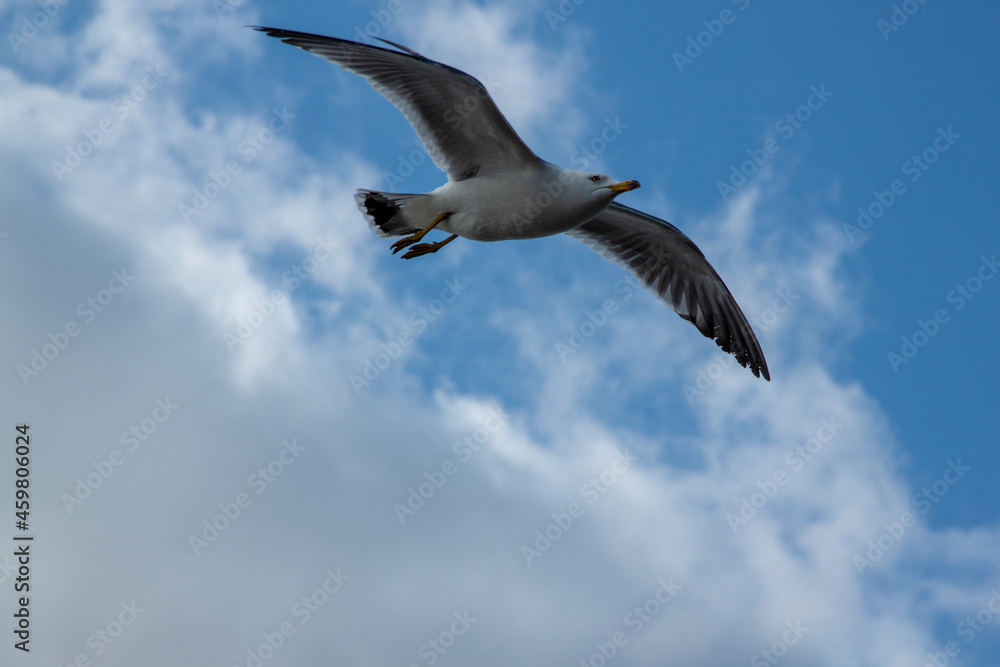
left=430, top=164, right=606, bottom=242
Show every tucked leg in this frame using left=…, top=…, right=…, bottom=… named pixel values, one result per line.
left=390, top=212, right=451, bottom=255
left=401, top=234, right=458, bottom=260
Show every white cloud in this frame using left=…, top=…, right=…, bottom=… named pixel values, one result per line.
left=2, top=1, right=998, bottom=665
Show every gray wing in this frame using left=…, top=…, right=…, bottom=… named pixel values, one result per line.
left=253, top=26, right=540, bottom=181
left=567, top=202, right=770, bottom=380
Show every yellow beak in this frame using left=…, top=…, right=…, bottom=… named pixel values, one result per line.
left=607, top=180, right=641, bottom=194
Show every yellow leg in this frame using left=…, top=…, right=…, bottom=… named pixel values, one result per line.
left=401, top=234, right=458, bottom=260
left=391, top=212, right=451, bottom=255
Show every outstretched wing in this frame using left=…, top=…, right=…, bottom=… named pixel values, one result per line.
left=253, top=27, right=540, bottom=181
left=567, top=202, right=770, bottom=380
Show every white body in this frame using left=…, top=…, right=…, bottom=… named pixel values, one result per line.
left=408, top=162, right=618, bottom=242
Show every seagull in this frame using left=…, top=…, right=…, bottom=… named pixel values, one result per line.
left=253, top=26, right=770, bottom=380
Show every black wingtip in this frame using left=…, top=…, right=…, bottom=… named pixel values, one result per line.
left=251, top=25, right=426, bottom=61
left=739, top=352, right=770, bottom=382
left=249, top=26, right=310, bottom=42
left=249, top=25, right=293, bottom=39
left=743, top=346, right=770, bottom=381
left=751, top=336, right=770, bottom=381
left=716, top=326, right=769, bottom=381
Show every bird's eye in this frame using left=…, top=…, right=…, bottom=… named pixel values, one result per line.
left=590, top=175, right=601, bottom=183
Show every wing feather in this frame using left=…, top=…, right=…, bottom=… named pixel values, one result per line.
left=253, top=27, right=540, bottom=181
left=567, top=202, right=770, bottom=380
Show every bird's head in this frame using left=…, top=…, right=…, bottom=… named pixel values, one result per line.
left=540, top=168, right=641, bottom=222
left=570, top=171, right=641, bottom=205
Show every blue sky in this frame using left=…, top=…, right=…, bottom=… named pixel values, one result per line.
left=2, top=1, right=999, bottom=665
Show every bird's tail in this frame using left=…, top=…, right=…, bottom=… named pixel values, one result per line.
left=354, top=189, right=423, bottom=238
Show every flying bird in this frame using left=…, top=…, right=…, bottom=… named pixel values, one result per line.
left=253, top=26, right=770, bottom=380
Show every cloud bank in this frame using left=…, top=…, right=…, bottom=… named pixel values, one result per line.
left=1, top=1, right=998, bottom=665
